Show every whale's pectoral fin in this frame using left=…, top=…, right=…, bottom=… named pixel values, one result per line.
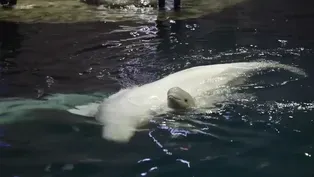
left=67, top=102, right=100, bottom=117
left=82, top=119, right=103, bottom=125
left=135, top=128, right=150, bottom=132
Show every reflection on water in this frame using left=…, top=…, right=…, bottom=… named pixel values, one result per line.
left=1, top=0, right=314, bottom=177
left=0, top=0, right=249, bottom=23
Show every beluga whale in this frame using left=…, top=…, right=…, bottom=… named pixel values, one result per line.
left=67, top=61, right=307, bottom=143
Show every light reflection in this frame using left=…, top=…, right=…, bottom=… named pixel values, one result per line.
left=0, top=141, right=11, bottom=147
left=137, top=158, right=151, bottom=163
left=304, top=153, right=312, bottom=157
left=140, top=166, right=158, bottom=176
left=273, top=127, right=280, bottom=134
left=293, top=129, right=301, bottom=133
left=148, top=130, right=172, bottom=155
left=170, top=129, right=189, bottom=137
left=148, top=127, right=192, bottom=168
left=223, top=115, right=230, bottom=120
left=148, top=130, right=163, bottom=148
left=278, top=39, right=288, bottom=47
left=176, top=159, right=191, bottom=168
left=46, top=76, right=54, bottom=88
left=141, top=172, right=147, bottom=176
left=157, top=123, right=192, bottom=137
left=149, top=166, right=158, bottom=171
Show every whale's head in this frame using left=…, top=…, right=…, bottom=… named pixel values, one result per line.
left=167, top=87, right=196, bottom=110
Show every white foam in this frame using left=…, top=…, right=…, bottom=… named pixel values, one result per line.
left=67, top=61, right=307, bottom=143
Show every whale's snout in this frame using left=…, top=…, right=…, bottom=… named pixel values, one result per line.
left=167, top=87, right=195, bottom=110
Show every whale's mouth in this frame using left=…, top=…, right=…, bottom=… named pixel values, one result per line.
left=167, top=95, right=181, bottom=101
left=167, top=94, right=186, bottom=110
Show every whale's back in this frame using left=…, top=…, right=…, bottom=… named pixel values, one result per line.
left=156, top=61, right=306, bottom=93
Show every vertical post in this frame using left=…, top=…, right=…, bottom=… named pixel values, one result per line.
left=174, top=0, right=180, bottom=11
left=158, top=0, right=165, bottom=10
left=9, top=0, right=17, bottom=6
left=0, top=0, right=16, bottom=7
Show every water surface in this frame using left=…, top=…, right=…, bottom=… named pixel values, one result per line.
left=0, top=0, right=314, bottom=177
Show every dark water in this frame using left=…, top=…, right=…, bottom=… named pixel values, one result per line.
left=1, top=0, right=314, bottom=177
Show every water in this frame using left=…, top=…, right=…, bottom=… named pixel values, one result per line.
left=1, top=0, right=314, bottom=177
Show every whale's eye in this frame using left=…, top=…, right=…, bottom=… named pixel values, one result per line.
left=184, top=99, right=188, bottom=102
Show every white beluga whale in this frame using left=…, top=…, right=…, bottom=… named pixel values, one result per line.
left=67, top=61, right=307, bottom=143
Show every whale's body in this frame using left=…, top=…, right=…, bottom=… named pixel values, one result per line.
left=67, top=61, right=307, bottom=143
